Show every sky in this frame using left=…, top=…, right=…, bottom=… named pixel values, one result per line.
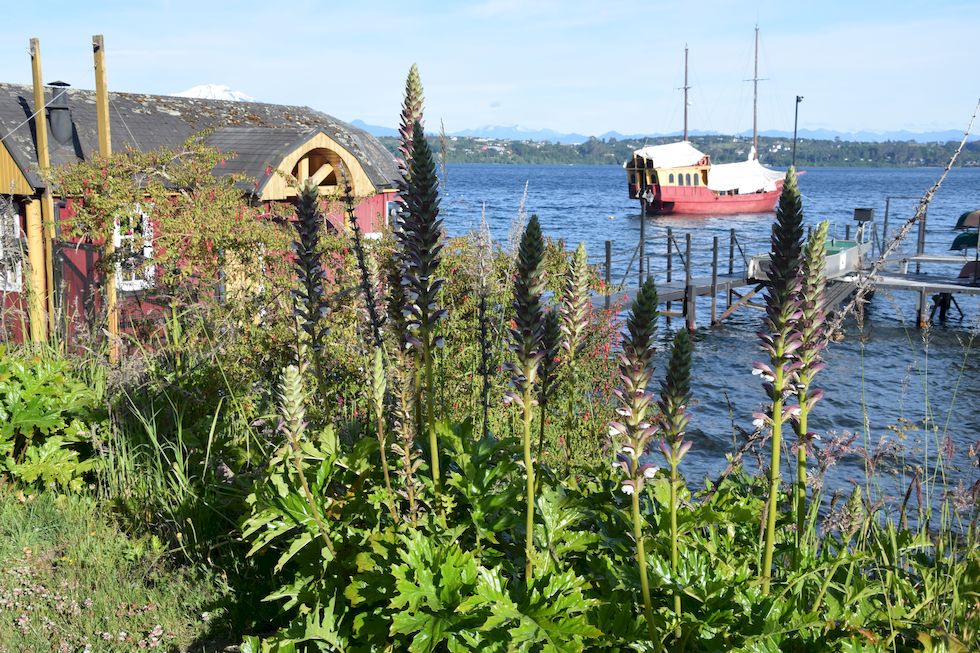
left=2, top=0, right=978, bottom=137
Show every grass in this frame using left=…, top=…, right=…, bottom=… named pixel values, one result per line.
left=0, top=487, right=229, bottom=653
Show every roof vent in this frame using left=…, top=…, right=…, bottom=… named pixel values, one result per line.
left=47, top=81, right=72, bottom=145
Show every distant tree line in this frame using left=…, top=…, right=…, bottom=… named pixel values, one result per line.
left=378, top=134, right=980, bottom=167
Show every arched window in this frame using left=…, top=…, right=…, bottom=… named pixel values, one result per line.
left=668, top=173, right=675, bottom=184
left=693, top=173, right=699, bottom=187
left=679, top=174, right=685, bottom=186
left=686, top=173, right=692, bottom=185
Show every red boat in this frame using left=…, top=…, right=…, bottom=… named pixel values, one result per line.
left=625, top=141, right=785, bottom=216
left=625, top=30, right=786, bottom=216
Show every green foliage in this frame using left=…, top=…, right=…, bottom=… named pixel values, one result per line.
left=0, top=490, right=227, bottom=652
left=379, top=133, right=980, bottom=168
left=0, top=347, right=100, bottom=491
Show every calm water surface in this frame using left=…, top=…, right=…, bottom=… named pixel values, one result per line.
left=440, top=164, right=980, bottom=499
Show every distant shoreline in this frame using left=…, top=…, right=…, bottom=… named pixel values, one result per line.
left=379, top=135, right=980, bottom=168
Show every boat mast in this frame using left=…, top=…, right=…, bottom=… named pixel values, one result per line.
left=752, top=26, right=759, bottom=160
left=683, top=44, right=690, bottom=141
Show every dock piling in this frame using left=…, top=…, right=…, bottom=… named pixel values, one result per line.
left=666, top=228, right=673, bottom=326
left=882, top=198, right=890, bottom=256
left=710, top=236, right=719, bottom=325
left=728, top=229, right=735, bottom=309
left=684, top=233, right=695, bottom=332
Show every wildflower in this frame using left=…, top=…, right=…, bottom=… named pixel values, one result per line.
left=759, top=167, right=805, bottom=593
left=610, top=276, right=659, bottom=639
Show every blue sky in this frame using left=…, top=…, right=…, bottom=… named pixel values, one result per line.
left=2, top=0, right=978, bottom=136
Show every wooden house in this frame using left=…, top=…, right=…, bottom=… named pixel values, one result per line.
left=0, top=81, right=401, bottom=344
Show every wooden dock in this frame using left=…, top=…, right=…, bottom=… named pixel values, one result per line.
left=590, top=219, right=977, bottom=330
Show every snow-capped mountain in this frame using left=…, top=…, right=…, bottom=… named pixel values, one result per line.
left=172, top=84, right=255, bottom=102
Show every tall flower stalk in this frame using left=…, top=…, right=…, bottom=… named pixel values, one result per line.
left=657, top=328, right=693, bottom=625
left=397, top=64, right=424, bottom=176
left=793, top=220, right=830, bottom=550
left=560, top=243, right=590, bottom=464
left=341, top=175, right=395, bottom=520
left=505, top=214, right=547, bottom=580
left=536, top=307, right=562, bottom=464
left=757, top=168, right=805, bottom=594
left=279, top=365, right=335, bottom=558
left=342, top=178, right=384, bottom=349
left=609, top=277, right=660, bottom=640
left=290, top=182, right=330, bottom=393
left=397, top=121, right=447, bottom=503
left=475, top=211, right=495, bottom=439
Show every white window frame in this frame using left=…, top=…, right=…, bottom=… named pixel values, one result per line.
left=0, top=199, right=23, bottom=293
left=113, top=206, right=155, bottom=292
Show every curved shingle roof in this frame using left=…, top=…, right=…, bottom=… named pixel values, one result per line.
left=0, top=82, right=399, bottom=192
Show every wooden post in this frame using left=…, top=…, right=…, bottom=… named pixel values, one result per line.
left=684, top=233, right=694, bottom=331
left=93, top=34, right=119, bottom=362
left=728, top=228, right=735, bottom=309
left=710, top=236, right=719, bottom=325
left=915, top=205, right=928, bottom=328
left=29, top=38, right=54, bottom=340
left=916, top=206, right=927, bottom=274
left=666, top=227, right=673, bottom=326
left=604, top=240, right=612, bottom=310
left=25, top=200, right=47, bottom=344
left=882, top=197, right=890, bottom=257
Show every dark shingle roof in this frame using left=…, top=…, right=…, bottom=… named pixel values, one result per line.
left=0, top=83, right=399, bottom=192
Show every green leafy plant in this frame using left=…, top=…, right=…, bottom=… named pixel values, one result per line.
left=0, top=348, right=100, bottom=491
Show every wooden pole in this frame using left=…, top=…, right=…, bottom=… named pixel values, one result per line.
left=882, top=197, right=890, bottom=257
left=728, top=228, right=735, bottom=309
left=684, top=233, right=694, bottom=331
left=29, top=38, right=54, bottom=341
left=25, top=200, right=47, bottom=344
left=710, top=235, right=719, bottom=325
left=93, top=34, right=119, bottom=362
left=916, top=206, right=927, bottom=273
left=666, top=227, right=673, bottom=326
left=604, top=240, right=612, bottom=310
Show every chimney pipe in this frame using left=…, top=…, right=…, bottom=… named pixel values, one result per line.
left=47, top=81, right=72, bottom=145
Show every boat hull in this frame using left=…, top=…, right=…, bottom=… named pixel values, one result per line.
left=630, top=182, right=783, bottom=216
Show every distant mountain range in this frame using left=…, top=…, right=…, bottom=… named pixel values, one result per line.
left=350, top=120, right=978, bottom=145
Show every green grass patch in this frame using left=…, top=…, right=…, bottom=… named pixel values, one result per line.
left=0, top=489, right=227, bottom=652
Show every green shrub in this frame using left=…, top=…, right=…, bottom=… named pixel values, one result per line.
left=0, top=347, right=101, bottom=491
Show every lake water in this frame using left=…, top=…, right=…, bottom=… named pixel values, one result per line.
left=439, top=163, right=980, bottom=504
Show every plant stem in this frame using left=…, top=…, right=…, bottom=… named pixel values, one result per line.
left=287, top=436, right=335, bottom=558
left=795, top=400, right=808, bottom=568
left=423, top=340, right=440, bottom=506
left=762, top=366, right=784, bottom=595
left=670, top=461, right=682, bottom=626
left=523, top=388, right=535, bottom=581
left=377, top=410, right=398, bottom=522
left=632, top=484, right=656, bottom=641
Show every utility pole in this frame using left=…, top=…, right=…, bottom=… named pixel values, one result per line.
left=93, top=34, right=119, bottom=363
left=792, top=96, right=803, bottom=168
left=29, top=38, right=55, bottom=341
